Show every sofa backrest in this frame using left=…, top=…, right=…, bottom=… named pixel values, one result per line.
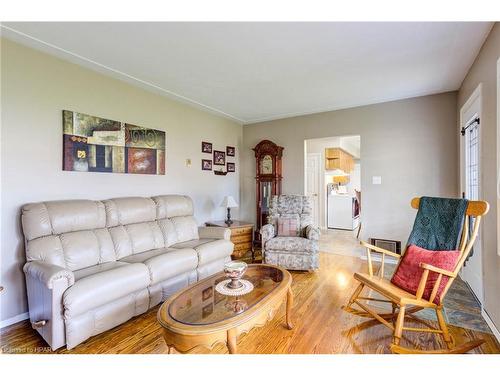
left=21, top=195, right=199, bottom=270
left=22, top=200, right=115, bottom=271
left=268, top=194, right=313, bottom=233
left=103, top=197, right=165, bottom=260
left=152, top=195, right=199, bottom=245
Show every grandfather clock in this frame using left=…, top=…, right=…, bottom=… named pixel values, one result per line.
left=253, top=140, right=283, bottom=243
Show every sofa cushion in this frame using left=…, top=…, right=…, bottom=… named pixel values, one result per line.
left=157, top=218, right=179, bottom=247
left=153, top=195, right=194, bottom=219
left=171, top=239, right=233, bottom=265
left=120, top=247, right=172, bottom=264
left=171, top=216, right=199, bottom=242
left=123, top=222, right=164, bottom=254
left=103, top=197, right=157, bottom=226
left=142, top=249, right=198, bottom=284
left=73, top=261, right=129, bottom=281
left=265, top=237, right=318, bottom=254
left=63, top=263, right=150, bottom=318
left=25, top=235, right=66, bottom=268
left=22, top=200, right=106, bottom=241
left=170, top=239, right=214, bottom=249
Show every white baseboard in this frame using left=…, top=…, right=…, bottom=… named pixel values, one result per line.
left=0, top=312, right=29, bottom=329
left=482, top=308, right=500, bottom=343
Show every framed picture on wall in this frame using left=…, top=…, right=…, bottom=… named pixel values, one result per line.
left=202, top=141, right=212, bottom=153
left=63, top=110, right=166, bottom=175
left=226, top=146, right=235, bottom=157
left=202, top=159, right=212, bottom=170
left=227, top=162, right=235, bottom=172
left=213, top=150, right=225, bottom=165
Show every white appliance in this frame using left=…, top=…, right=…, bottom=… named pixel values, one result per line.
left=327, top=193, right=359, bottom=230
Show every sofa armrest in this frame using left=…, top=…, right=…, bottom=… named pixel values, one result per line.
left=198, top=226, right=231, bottom=241
left=23, top=261, right=74, bottom=289
left=23, top=261, right=74, bottom=350
left=260, top=224, right=276, bottom=246
left=305, top=225, right=321, bottom=241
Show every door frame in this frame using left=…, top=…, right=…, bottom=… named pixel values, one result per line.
left=305, top=152, right=322, bottom=228
left=497, top=57, right=500, bottom=256
left=459, top=83, right=484, bottom=304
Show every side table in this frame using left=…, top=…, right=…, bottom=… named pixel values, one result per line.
left=205, top=220, right=254, bottom=261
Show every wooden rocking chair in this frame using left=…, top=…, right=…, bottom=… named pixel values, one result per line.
left=342, top=197, right=489, bottom=354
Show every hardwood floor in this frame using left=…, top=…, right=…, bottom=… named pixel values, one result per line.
left=1, top=252, right=499, bottom=354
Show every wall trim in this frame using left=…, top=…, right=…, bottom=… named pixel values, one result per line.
left=0, top=312, right=29, bottom=329
left=0, top=24, right=244, bottom=124
left=482, top=308, right=500, bottom=343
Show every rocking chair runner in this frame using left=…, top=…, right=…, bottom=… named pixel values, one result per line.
left=342, top=197, right=489, bottom=354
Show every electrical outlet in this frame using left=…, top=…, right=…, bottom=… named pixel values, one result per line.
left=185, top=158, right=192, bottom=167
left=372, top=176, right=382, bottom=185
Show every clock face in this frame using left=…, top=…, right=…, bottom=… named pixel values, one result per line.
left=261, top=155, right=273, bottom=174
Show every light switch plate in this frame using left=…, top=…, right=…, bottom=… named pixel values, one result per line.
left=372, top=176, right=382, bottom=185
left=185, top=159, right=192, bottom=167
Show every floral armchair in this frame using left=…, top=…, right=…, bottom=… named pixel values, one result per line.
left=260, top=195, right=320, bottom=271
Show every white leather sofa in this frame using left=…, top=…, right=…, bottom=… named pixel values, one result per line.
left=21, top=195, right=233, bottom=350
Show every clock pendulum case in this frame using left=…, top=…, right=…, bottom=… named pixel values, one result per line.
left=252, top=140, right=284, bottom=244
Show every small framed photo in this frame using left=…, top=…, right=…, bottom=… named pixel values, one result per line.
left=202, top=286, right=213, bottom=302
left=227, top=162, right=235, bottom=172
left=202, top=141, right=212, bottom=153
left=226, top=146, right=235, bottom=157
left=213, top=150, right=225, bottom=165
left=202, top=159, right=212, bottom=171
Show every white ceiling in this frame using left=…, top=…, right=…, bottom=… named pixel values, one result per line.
left=1, top=22, right=493, bottom=124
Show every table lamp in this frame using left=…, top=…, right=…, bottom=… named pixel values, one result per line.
left=220, top=196, right=238, bottom=225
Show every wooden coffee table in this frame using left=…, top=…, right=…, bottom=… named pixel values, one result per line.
left=157, top=264, right=293, bottom=354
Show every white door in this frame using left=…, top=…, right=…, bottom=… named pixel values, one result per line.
left=306, top=153, right=321, bottom=227
left=460, top=85, right=483, bottom=304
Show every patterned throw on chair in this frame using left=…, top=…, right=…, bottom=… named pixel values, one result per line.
left=391, top=196, right=468, bottom=303
left=406, top=196, right=468, bottom=250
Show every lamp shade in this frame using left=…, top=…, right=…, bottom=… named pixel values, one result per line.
left=333, top=175, right=349, bottom=184
left=220, top=196, right=238, bottom=208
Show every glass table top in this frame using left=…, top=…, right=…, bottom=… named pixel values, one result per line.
left=168, top=265, right=284, bottom=326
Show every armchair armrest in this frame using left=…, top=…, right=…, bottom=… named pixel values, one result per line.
left=419, top=263, right=455, bottom=278
left=23, top=261, right=74, bottom=289
left=360, top=240, right=401, bottom=277
left=360, top=240, right=401, bottom=259
left=305, top=225, right=321, bottom=241
left=198, top=226, right=231, bottom=241
left=415, top=263, right=456, bottom=301
left=260, top=224, right=275, bottom=246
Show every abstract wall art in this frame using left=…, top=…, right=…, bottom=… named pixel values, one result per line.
left=63, top=110, right=166, bottom=175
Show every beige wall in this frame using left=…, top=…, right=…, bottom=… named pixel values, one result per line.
left=458, top=23, right=500, bottom=330
left=241, top=92, right=459, bottom=246
left=0, top=39, right=242, bottom=323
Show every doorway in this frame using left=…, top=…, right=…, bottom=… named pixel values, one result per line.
left=306, top=153, right=321, bottom=227
left=305, top=136, right=363, bottom=258
left=460, top=84, right=484, bottom=304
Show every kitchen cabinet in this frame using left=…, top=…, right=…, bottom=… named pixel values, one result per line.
left=325, top=147, right=354, bottom=173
